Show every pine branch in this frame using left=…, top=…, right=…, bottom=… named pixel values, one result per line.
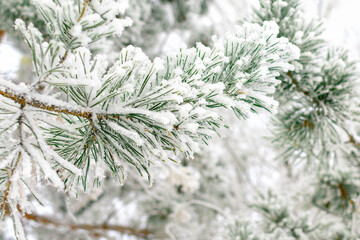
left=0, top=85, right=176, bottom=132
left=57, top=0, right=89, bottom=65
left=287, top=71, right=359, bottom=149
left=0, top=1, right=302, bottom=238
left=0, top=104, right=24, bottom=210
left=0, top=104, right=26, bottom=239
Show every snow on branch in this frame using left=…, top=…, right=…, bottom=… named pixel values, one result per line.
left=0, top=0, right=300, bottom=238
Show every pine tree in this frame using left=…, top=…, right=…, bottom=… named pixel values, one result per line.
left=226, top=0, right=360, bottom=239
left=0, top=0, right=299, bottom=239
left=0, top=0, right=359, bottom=240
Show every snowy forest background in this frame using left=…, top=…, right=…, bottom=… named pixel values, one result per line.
left=0, top=0, right=360, bottom=239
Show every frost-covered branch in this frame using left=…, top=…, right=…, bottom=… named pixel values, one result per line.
left=0, top=86, right=93, bottom=120
left=252, top=0, right=360, bottom=166
left=286, top=70, right=360, bottom=150
left=0, top=0, right=302, bottom=239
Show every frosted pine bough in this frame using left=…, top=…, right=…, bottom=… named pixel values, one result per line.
left=222, top=1, right=360, bottom=239
left=252, top=0, right=360, bottom=165
left=0, top=0, right=300, bottom=238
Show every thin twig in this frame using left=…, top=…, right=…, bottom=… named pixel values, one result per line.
left=0, top=152, right=22, bottom=211
left=287, top=71, right=320, bottom=106
left=347, top=132, right=360, bottom=149
left=0, top=29, right=5, bottom=44
left=22, top=212, right=150, bottom=238
left=0, top=105, right=25, bottom=216
left=58, top=50, right=68, bottom=65
left=77, top=0, right=91, bottom=22
left=0, top=88, right=93, bottom=119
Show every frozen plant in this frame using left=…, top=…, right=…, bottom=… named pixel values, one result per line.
left=226, top=1, right=360, bottom=239
left=0, top=0, right=299, bottom=239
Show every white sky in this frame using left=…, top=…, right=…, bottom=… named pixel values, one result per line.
left=302, top=0, right=360, bottom=54
left=322, top=0, right=360, bottom=53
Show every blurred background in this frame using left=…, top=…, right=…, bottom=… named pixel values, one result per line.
left=1, top=0, right=360, bottom=73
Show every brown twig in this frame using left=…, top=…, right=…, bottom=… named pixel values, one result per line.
left=0, top=88, right=93, bottom=120
left=3, top=204, right=150, bottom=238
left=287, top=71, right=320, bottom=106
left=78, top=3, right=87, bottom=22
left=347, top=133, right=360, bottom=149
left=338, top=182, right=348, bottom=200
left=0, top=153, right=22, bottom=212
left=58, top=50, right=68, bottom=65
left=22, top=212, right=150, bottom=238
left=0, top=29, right=5, bottom=44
